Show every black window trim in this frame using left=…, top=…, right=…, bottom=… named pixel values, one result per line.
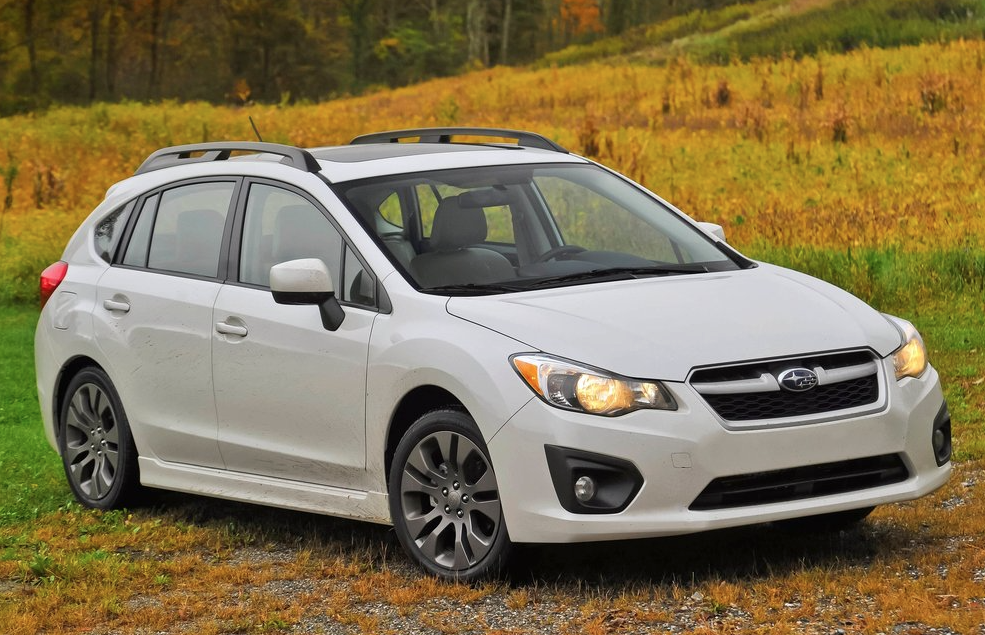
left=112, top=176, right=244, bottom=283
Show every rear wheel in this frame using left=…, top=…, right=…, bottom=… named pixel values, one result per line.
left=388, top=410, right=511, bottom=581
left=59, top=367, right=141, bottom=509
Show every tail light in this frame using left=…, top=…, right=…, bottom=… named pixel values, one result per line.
left=40, top=261, right=68, bottom=309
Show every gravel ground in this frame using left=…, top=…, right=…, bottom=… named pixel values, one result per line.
left=69, top=466, right=985, bottom=635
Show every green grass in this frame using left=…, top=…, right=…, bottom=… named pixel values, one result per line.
left=541, top=0, right=985, bottom=67
left=720, top=0, right=985, bottom=62
left=745, top=246, right=985, bottom=314
left=0, top=304, right=69, bottom=523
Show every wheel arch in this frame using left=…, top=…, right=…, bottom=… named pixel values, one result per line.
left=383, top=385, right=465, bottom=483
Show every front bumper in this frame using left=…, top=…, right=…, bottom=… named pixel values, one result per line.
left=488, top=362, right=950, bottom=543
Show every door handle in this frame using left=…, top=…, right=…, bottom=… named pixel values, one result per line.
left=216, top=321, right=248, bottom=337
left=102, top=299, right=130, bottom=313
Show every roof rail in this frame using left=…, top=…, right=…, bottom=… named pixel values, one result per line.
left=135, top=142, right=321, bottom=175
left=349, top=127, right=568, bottom=153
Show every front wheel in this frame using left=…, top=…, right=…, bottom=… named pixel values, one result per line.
left=58, top=367, right=142, bottom=509
left=388, top=410, right=512, bottom=581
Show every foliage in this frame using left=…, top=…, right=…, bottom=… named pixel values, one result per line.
left=0, top=0, right=688, bottom=111
left=3, top=40, right=985, bottom=303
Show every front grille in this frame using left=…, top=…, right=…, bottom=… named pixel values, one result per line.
left=690, top=350, right=882, bottom=423
left=689, top=454, right=908, bottom=510
left=703, top=375, right=878, bottom=421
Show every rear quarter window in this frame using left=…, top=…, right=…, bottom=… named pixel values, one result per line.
left=94, top=201, right=136, bottom=263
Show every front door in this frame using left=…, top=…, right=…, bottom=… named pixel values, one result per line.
left=212, top=182, right=376, bottom=489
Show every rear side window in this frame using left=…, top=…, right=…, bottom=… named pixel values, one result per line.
left=122, top=195, right=158, bottom=267
left=94, top=201, right=135, bottom=263
left=121, top=182, right=235, bottom=277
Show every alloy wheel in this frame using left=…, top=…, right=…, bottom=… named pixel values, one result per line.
left=63, top=382, right=120, bottom=500
left=398, top=430, right=502, bottom=571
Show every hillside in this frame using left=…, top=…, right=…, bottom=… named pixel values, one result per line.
left=1, top=40, right=984, bottom=306
left=543, top=0, right=985, bottom=66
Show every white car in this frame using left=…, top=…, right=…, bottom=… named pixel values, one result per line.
left=35, top=128, right=951, bottom=580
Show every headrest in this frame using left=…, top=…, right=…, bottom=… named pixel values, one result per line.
left=177, top=209, right=224, bottom=237
left=273, top=204, right=331, bottom=262
left=430, top=196, right=487, bottom=250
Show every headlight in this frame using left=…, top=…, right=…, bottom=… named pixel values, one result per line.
left=886, top=316, right=928, bottom=380
left=511, top=353, right=677, bottom=416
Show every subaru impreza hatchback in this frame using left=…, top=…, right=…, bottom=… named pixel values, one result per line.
left=36, top=128, right=951, bottom=579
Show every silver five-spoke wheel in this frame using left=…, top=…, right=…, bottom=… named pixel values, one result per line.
left=389, top=410, right=511, bottom=580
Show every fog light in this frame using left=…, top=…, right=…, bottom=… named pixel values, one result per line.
left=574, top=476, right=596, bottom=502
left=932, top=402, right=952, bottom=467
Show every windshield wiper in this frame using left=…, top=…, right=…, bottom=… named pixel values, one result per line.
left=521, top=264, right=709, bottom=288
left=420, top=264, right=710, bottom=295
left=420, top=282, right=531, bottom=296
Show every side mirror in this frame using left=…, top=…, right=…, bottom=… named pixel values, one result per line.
left=697, top=222, right=726, bottom=242
left=270, top=258, right=344, bottom=331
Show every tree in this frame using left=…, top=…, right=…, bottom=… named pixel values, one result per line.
left=465, top=0, right=488, bottom=67
left=22, top=0, right=40, bottom=98
left=88, top=0, right=103, bottom=101
left=499, top=0, right=511, bottom=65
left=560, top=0, right=602, bottom=39
left=341, top=0, right=373, bottom=87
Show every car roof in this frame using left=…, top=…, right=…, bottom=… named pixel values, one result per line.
left=308, top=143, right=588, bottom=183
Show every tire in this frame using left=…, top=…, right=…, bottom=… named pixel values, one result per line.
left=388, top=409, right=512, bottom=581
left=776, top=506, right=875, bottom=534
left=58, top=367, right=142, bottom=509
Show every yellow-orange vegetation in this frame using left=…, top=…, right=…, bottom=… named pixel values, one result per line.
left=1, top=40, right=983, bottom=267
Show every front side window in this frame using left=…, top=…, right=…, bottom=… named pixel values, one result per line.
left=239, top=183, right=343, bottom=290
left=336, top=164, right=744, bottom=294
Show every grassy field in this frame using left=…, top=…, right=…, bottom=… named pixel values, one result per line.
left=1, top=33, right=985, bottom=634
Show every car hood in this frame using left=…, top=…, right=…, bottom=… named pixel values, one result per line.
left=445, top=264, right=903, bottom=381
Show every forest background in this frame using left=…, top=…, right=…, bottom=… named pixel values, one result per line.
left=1, top=0, right=731, bottom=113
left=2, top=0, right=984, bottom=114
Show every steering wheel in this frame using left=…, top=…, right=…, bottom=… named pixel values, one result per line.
left=533, top=245, right=586, bottom=263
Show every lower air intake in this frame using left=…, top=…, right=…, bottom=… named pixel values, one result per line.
left=689, top=454, right=908, bottom=510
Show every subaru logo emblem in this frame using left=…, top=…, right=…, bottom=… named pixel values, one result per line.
left=777, top=368, right=819, bottom=392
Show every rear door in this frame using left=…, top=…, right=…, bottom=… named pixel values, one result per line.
left=94, top=179, right=238, bottom=468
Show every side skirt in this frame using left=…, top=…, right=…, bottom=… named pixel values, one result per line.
left=138, top=457, right=391, bottom=524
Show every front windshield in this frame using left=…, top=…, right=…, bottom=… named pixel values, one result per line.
left=335, top=163, right=745, bottom=295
